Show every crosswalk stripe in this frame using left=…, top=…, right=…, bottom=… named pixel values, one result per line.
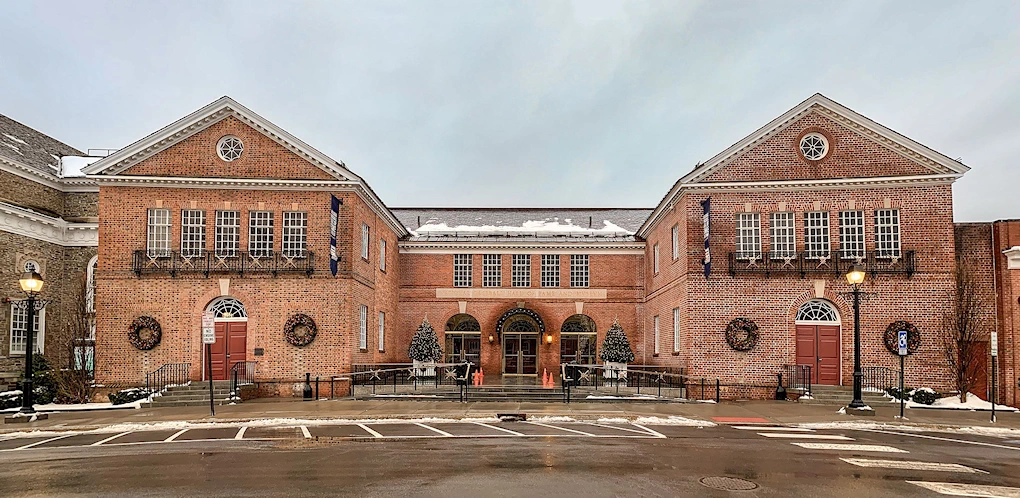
left=734, top=426, right=812, bottom=432
left=758, top=433, right=853, bottom=440
left=858, top=428, right=1020, bottom=452
left=92, top=432, right=131, bottom=446
left=415, top=423, right=454, bottom=437
left=791, top=442, right=907, bottom=453
left=908, top=481, right=1020, bottom=497
left=841, top=459, right=987, bottom=474
left=357, top=423, right=384, bottom=438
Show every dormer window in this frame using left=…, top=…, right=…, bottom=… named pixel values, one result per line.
left=217, top=136, right=243, bottom=162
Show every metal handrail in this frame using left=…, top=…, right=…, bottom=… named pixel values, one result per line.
left=145, top=362, right=191, bottom=395
left=229, top=361, right=258, bottom=400
left=862, top=366, right=901, bottom=392
left=783, top=364, right=812, bottom=395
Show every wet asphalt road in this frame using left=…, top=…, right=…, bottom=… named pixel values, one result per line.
left=1, top=421, right=1019, bottom=497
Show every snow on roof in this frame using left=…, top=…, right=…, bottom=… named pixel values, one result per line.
left=59, top=156, right=103, bottom=178
left=413, top=219, right=632, bottom=237
left=0, top=113, right=84, bottom=174
left=391, top=208, right=653, bottom=239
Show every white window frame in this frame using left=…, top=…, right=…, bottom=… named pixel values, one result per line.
left=735, top=213, right=761, bottom=259
left=839, top=210, right=865, bottom=259
left=454, top=254, right=472, bottom=287
left=282, top=212, right=308, bottom=258
left=541, top=255, right=560, bottom=288
left=672, top=307, right=681, bottom=353
left=180, top=210, right=206, bottom=258
left=9, top=302, right=44, bottom=355
left=378, top=311, right=385, bottom=352
left=512, top=254, right=530, bottom=287
left=483, top=254, right=502, bottom=287
left=770, top=212, right=796, bottom=258
left=671, top=224, right=680, bottom=260
left=804, top=211, right=831, bottom=259
left=379, top=239, right=387, bottom=271
left=653, top=315, right=660, bottom=355
left=361, top=224, right=370, bottom=260
left=653, top=243, right=660, bottom=274
left=248, top=211, right=274, bottom=257
left=146, top=208, right=171, bottom=258
left=570, top=254, right=589, bottom=288
left=215, top=210, right=240, bottom=257
left=359, top=305, right=368, bottom=350
left=875, top=209, right=901, bottom=258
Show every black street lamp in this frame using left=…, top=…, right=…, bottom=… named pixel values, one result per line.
left=17, top=270, right=45, bottom=415
left=845, top=265, right=867, bottom=410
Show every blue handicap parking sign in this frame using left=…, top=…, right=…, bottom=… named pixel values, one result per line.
left=897, top=330, right=908, bottom=356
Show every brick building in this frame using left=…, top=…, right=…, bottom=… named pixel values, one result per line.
left=0, top=113, right=99, bottom=388
left=75, top=93, right=1013, bottom=402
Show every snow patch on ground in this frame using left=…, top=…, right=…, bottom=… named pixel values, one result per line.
left=632, top=416, right=715, bottom=427
left=528, top=416, right=576, bottom=423
left=595, top=417, right=630, bottom=424
left=586, top=394, right=661, bottom=400
left=903, top=392, right=1019, bottom=412
left=0, top=398, right=146, bottom=414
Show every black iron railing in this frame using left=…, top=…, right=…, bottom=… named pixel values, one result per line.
left=728, top=250, right=915, bottom=278
left=132, top=250, right=315, bottom=278
left=862, top=366, right=900, bottom=393
left=348, top=362, right=474, bottom=400
left=783, top=364, right=812, bottom=395
left=229, top=361, right=258, bottom=400
left=560, top=363, right=688, bottom=401
left=145, top=362, right=191, bottom=395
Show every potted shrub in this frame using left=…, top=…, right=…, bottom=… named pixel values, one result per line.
left=599, top=319, right=634, bottom=382
left=408, top=317, right=443, bottom=378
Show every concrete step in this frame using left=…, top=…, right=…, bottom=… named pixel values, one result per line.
left=146, top=399, right=235, bottom=408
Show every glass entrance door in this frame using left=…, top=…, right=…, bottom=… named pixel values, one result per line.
left=502, top=333, right=538, bottom=375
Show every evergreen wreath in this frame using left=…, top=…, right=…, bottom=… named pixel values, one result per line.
left=408, top=317, right=443, bottom=362
left=284, top=314, right=317, bottom=347
left=883, top=320, right=920, bottom=355
left=725, top=318, right=759, bottom=351
left=599, top=319, right=635, bottom=363
left=128, top=316, right=162, bottom=350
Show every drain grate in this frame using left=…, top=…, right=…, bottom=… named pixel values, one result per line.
left=699, top=476, right=759, bottom=491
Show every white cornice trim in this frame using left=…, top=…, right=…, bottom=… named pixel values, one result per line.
left=1004, top=246, right=1020, bottom=270
left=0, top=202, right=97, bottom=247
left=637, top=173, right=961, bottom=238
left=399, top=240, right=646, bottom=255
left=0, top=157, right=98, bottom=193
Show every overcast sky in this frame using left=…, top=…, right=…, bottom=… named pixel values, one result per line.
left=1, top=1, right=1017, bottom=221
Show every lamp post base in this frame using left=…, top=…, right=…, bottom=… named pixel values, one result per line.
left=4, top=412, right=48, bottom=424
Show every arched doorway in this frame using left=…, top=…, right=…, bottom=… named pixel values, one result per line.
left=496, top=308, right=544, bottom=376
left=560, top=314, right=597, bottom=365
left=445, top=313, right=481, bottom=364
left=206, top=297, right=248, bottom=380
left=795, top=300, right=841, bottom=385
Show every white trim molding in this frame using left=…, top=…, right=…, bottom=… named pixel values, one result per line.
left=399, top=240, right=645, bottom=255
left=0, top=202, right=98, bottom=247
left=1004, top=246, right=1020, bottom=270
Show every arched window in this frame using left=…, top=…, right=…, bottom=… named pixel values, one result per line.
left=560, top=314, right=596, bottom=333
left=207, top=297, right=247, bottom=319
left=796, top=300, right=840, bottom=324
left=86, top=255, right=98, bottom=314
left=444, top=313, right=480, bottom=364
left=560, top=314, right=597, bottom=364
left=445, top=313, right=480, bottom=332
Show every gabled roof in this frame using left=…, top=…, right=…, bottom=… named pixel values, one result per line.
left=83, top=96, right=360, bottom=182
left=0, top=113, right=83, bottom=176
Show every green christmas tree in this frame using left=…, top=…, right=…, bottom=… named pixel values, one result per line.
left=599, top=319, right=635, bottom=363
left=408, top=317, right=443, bottom=362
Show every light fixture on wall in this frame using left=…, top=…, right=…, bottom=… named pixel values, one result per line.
left=488, top=333, right=494, bottom=344
left=545, top=333, right=553, bottom=345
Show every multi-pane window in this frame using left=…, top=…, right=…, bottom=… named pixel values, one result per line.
left=672, top=307, right=681, bottom=352
left=483, top=254, right=502, bottom=287
left=378, top=312, right=385, bottom=352
left=359, top=305, right=368, bottom=350
left=180, top=210, right=206, bottom=257
left=570, top=255, right=589, bottom=288
left=839, top=210, right=865, bottom=258
left=282, top=212, right=307, bottom=258
left=541, top=255, right=560, bottom=287
left=146, top=208, right=170, bottom=258
left=9, top=303, right=44, bottom=355
left=875, top=209, right=901, bottom=258
left=653, top=315, right=660, bottom=355
left=770, top=212, right=796, bottom=258
left=653, top=243, right=660, bottom=274
left=512, top=254, right=530, bottom=287
left=671, top=224, right=680, bottom=260
left=215, top=210, right=240, bottom=257
left=248, top=211, right=274, bottom=257
left=454, top=255, right=472, bottom=287
left=804, top=212, right=830, bottom=259
left=361, top=224, right=370, bottom=260
left=379, top=239, right=387, bottom=271
left=735, top=213, right=761, bottom=259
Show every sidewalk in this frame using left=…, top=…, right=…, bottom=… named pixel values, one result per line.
left=3, top=399, right=1019, bottom=434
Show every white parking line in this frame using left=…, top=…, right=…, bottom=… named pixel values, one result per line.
left=14, top=434, right=73, bottom=450
left=758, top=433, right=854, bottom=440
left=908, top=481, right=1020, bottom=497
left=300, top=426, right=312, bottom=439
left=415, top=423, right=454, bottom=437
left=357, top=423, right=384, bottom=438
left=585, top=422, right=659, bottom=436
left=841, top=459, right=987, bottom=474
left=92, top=432, right=131, bottom=446
left=792, top=442, right=908, bottom=453
left=472, top=422, right=525, bottom=436
left=525, top=422, right=597, bottom=437
left=857, top=428, right=1020, bottom=452
left=735, top=426, right=813, bottom=432
left=164, top=429, right=188, bottom=442
left=631, top=424, right=668, bottom=439
left=234, top=427, right=247, bottom=440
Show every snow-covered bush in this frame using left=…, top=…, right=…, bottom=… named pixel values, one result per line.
left=910, top=387, right=939, bottom=405
left=108, top=388, right=150, bottom=405
left=885, top=386, right=913, bottom=401
left=0, top=390, right=22, bottom=409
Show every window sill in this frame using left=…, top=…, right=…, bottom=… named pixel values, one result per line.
left=359, top=349, right=368, bottom=353
left=672, top=351, right=680, bottom=356
left=652, top=353, right=660, bottom=357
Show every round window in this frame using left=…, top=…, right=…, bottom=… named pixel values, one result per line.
left=799, top=133, right=828, bottom=161
left=23, top=260, right=40, bottom=273
left=217, top=136, right=244, bottom=162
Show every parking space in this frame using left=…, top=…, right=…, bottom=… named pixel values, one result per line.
left=0, top=436, right=56, bottom=450
left=365, top=423, right=442, bottom=438
left=35, top=433, right=113, bottom=448
left=177, top=428, right=240, bottom=441
left=244, top=427, right=304, bottom=440
left=114, top=430, right=178, bottom=444
left=308, top=425, right=375, bottom=438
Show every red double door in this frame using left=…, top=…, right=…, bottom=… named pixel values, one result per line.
left=795, top=325, right=840, bottom=385
left=209, top=322, right=247, bottom=381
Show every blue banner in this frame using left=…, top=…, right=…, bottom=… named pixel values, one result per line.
left=329, top=195, right=340, bottom=277
left=702, top=198, right=711, bottom=279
